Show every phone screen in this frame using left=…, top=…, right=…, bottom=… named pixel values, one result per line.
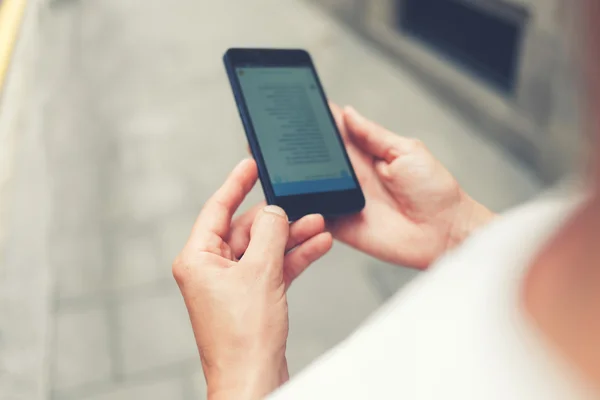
left=236, top=67, right=357, bottom=197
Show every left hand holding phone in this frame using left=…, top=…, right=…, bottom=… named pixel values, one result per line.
left=172, top=159, right=332, bottom=400
left=327, top=104, right=495, bottom=270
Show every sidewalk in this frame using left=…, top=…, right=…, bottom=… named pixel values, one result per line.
left=0, top=0, right=50, bottom=399
left=30, top=0, right=543, bottom=399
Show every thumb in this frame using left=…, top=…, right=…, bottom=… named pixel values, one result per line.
left=243, top=205, right=290, bottom=269
left=344, top=107, right=409, bottom=163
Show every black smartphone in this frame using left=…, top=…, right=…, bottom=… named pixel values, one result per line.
left=223, top=48, right=365, bottom=221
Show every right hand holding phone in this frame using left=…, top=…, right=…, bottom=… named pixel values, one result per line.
left=328, top=104, right=495, bottom=269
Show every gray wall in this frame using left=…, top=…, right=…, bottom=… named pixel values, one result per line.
left=314, top=0, right=583, bottom=183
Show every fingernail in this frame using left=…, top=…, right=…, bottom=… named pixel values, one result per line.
left=263, top=205, right=287, bottom=218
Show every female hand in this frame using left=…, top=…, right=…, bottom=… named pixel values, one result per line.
left=329, top=104, right=495, bottom=269
left=173, top=159, right=332, bottom=400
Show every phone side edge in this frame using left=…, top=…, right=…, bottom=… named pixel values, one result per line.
left=222, top=51, right=277, bottom=206
left=305, top=56, right=366, bottom=212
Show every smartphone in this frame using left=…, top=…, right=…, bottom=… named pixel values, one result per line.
left=223, top=48, right=365, bottom=221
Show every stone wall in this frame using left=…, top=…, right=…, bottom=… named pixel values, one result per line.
left=314, top=0, right=582, bottom=183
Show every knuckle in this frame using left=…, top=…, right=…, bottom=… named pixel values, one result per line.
left=409, top=138, right=424, bottom=149
left=302, top=246, right=319, bottom=265
left=172, top=249, right=218, bottom=286
left=171, top=254, right=192, bottom=286
left=257, top=258, right=283, bottom=280
left=397, top=137, right=427, bottom=155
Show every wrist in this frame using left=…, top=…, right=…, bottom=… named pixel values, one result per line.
left=447, top=191, right=496, bottom=250
left=206, top=352, right=287, bottom=400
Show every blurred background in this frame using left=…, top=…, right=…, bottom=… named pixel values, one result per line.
left=0, top=0, right=581, bottom=399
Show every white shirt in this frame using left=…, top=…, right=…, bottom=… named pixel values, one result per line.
left=271, top=196, right=596, bottom=399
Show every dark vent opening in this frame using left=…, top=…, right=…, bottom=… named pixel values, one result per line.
left=397, top=0, right=528, bottom=93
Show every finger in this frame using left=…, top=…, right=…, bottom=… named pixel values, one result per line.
left=286, top=214, right=326, bottom=251
left=344, top=106, right=407, bottom=163
left=191, top=159, right=258, bottom=241
left=246, top=143, right=252, bottom=156
left=329, top=102, right=349, bottom=143
left=283, top=232, right=333, bottom=289
left=374, top=159, right=393, bottom=182
left=243, top=206, right=290, bottom=268
left=331, top=103, right=372, bottom=183
left=229, top=210, right=325, bottom=259
left=228, top=202, right=265, bottom=257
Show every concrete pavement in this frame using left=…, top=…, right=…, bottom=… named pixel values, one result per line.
left=0, top=1, right=50, bottom=398
left=5, top=0, right=541, bottom=398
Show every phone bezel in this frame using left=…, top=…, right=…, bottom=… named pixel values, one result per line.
left=223, top=48, right=365, bottom=220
